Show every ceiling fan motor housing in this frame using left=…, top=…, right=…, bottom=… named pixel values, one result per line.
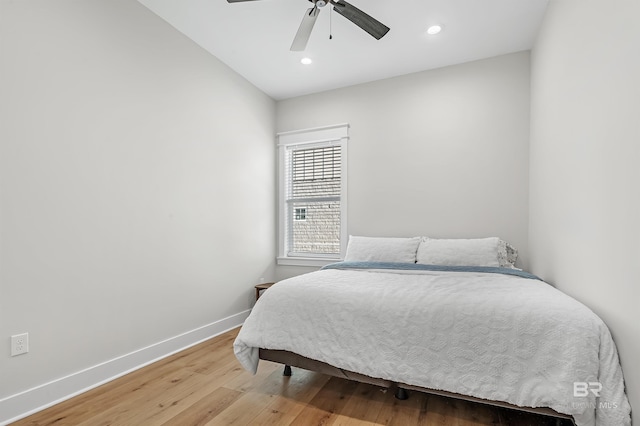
left=315, top=0, right=327, bottom=8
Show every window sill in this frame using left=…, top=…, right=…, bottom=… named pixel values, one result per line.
left=276, top=256, right=341, bottom=267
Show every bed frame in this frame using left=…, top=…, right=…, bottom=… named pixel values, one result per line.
left=259, top=348, right=575, bottom=426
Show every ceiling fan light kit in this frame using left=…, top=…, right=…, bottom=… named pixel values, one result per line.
left=227, top=0, right=390, bottom=52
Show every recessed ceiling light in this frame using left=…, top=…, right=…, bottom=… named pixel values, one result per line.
left=427, top=25, right=442, bottom=35
left=300, top=57, right=313, bottom=65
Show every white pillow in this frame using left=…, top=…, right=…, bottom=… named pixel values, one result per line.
left=344, top=236, right=421, bottom=263
left=416, top=237, right=502, bottom=267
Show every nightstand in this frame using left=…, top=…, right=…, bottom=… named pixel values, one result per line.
left=255, top=282, right=276, bottom=301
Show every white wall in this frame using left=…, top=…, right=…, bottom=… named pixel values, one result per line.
left=276, top=52, right=531, bottom=280
left=529, top=0, right=639, bottom=419
left=0, top=0, right=275, bottom=418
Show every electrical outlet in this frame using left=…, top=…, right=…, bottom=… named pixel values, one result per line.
left=11, top=333, right=29, bottom=356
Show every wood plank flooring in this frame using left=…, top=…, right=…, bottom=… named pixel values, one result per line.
left=12, top=328, right=573, bottom=426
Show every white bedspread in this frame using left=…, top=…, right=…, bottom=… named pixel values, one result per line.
left=234, top=268, right=631, bottom=426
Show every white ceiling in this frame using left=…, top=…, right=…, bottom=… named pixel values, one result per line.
left=137, top=0, right=549, bottom=100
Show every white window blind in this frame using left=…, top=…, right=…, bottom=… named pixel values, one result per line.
left=278, top=124, right=348, bottom=266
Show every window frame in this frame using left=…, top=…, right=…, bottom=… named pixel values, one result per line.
left=277, top=124, right=349, bottom=267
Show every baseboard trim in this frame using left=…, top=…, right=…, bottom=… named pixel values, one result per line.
left=0, top=310, right=251, bottom=426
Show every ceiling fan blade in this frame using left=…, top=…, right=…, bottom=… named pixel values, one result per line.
left=332, top=0, right=389, bottom=40
left=290, top=7, right=321, bottom=51
left=227, top=0, right=262, bottom=3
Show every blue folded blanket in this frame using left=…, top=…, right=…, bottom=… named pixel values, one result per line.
left=321, top=261, right=541, bottom=280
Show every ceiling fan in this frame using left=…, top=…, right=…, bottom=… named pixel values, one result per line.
left=226, top=0, right=390, bottom=51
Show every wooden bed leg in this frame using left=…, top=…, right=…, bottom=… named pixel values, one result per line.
left=283, top=365, right=292, bottom=376
left=395, top=387, right=408, bottom=400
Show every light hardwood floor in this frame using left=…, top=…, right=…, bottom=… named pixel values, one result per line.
left=12, top=328, right=572, bottom=426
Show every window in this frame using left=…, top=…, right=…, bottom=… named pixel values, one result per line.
left=278, top=124, right=348, bottom=266
left=294, top=207, right=307, bottom=221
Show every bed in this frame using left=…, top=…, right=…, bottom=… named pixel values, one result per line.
left=234, top=237, right=631, bottom=426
